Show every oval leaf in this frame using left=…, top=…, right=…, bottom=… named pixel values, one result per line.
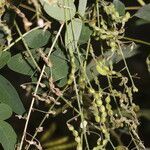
left=113, top=0, right=125, bottom=16
left=0, top=120, right=17, bottom=150
left=0, top=75, right=25, bottom=115
left=78, top=24, right=92, bottom=45
left=78, top=0, right=87, bottom=16
left=7, top=53, right=36, bottom=76
left=24, top=29, right=51, bottom=48
left=65, top=18, right=82, bottom=48
left=56, top=77, right=68, bottom=87
left=46, top=48, right=69, bottom=81
left=135, top=3, right=150, bottom=22
left=39, top=0, right=76, bottom=22
left=0, top=103, right=12, bottom=120
left=0, top=51, right=11, bottom=69
left=135, top=18, right=150, bottom=26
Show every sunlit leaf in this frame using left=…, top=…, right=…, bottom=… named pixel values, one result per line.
left=78, top=0, right=87, bottom=16
left=135, top=3, right=150, bottom=22
left=0, top=75, right=25, bottom=115
left=39, top=0, right=76, bottom=22
left=65, top=18, right=83, bottom=48
left=113, top=0, right=125, bottom=16
left=0, top=120, right=17, bottom=150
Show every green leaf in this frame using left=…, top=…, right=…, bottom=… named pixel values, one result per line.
left=8, top=46, right=69, bottom=84
left=7, top=52, right=36, bottom=76
left=0, top=120, right=17, bottom=150
left=135, top=3, right=150, bottom=22
left=135, top=18, right=150, bottom=26
left=65, top=18, right=82, bottom=48
left=24, top=29, right=51, bottom=48
left=46, top=48, right=69, bottom=82
left=113, top=0, right=125, bottom=16
left=39, top=0, right=76, bottom=22
left=0, top=75, right=25, bottom=115
left=57, top=77, right=68, bottom=87
left=0, top=103, right=12, bottom=120
left=78, top=24, right=92, bottom=45
left=0, top=51, right=11, bottom=69
left=78, top=0, right=87, bottom=16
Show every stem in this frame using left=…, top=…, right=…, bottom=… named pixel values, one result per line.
left=3, top=26, right=41, bottom=52
left=73, top=77, right=90, bottom=150
left=19, top=23, right=64, bottom=150
left=123, top=36, right=150, bottom=46
left=137, top=0, right=145, bottom=6
left=118, top=41, right=137, bottom=93
left=125, top=6, right=141, bottom=10
left=19, top=4, right=49, bottom=22
left=14, top=21, right=41, bottom=72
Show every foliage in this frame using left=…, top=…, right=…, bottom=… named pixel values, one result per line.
left=0, top=0, right=150, bottom=150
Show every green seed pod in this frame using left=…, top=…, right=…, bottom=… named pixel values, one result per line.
left=75, top=137, right=81, bottom=143
left=95, top=92, right=99, bottom=99
left=100, top=35, right=107, bottom=40
left=89, top=88, right=95, bottom=94
left=96, top=99, right=103, bottom=107
left=77, top=145, right=82, bottom=150
left=110, top=41, right=116, bottom=49
left=102, top=112, right=107, bottom=118
left=101, top=117, right=106, bottom=123
left=95, top=115, right=101, bottom=123
left=104, top=132, right=110, bottom=139
left=97, top=138, right=101, bottom=145
left=100, top=105, right=105, bottom=112
left=67, top=124, right=74, bottom=131
left=73, top=130, right=79, bottom=137
left=102, top=139, right=108, bottom=146
left=106, top=104, right=112, bottom=110
left=95, top=36, right=100, bottom=40
left=108, top=110, right=113, bottom=116
left=67, top=75, right=74, bottom=85
left=105, top=96, right=111, bottom=103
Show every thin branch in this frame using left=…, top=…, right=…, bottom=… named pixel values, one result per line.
left=123, top=36, right=150, bottom=46
left=19, top=23, right=64, bottom=150
left=14, top=21, right=41, bottom=72
left=3, top=26, right=41, bottom=52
